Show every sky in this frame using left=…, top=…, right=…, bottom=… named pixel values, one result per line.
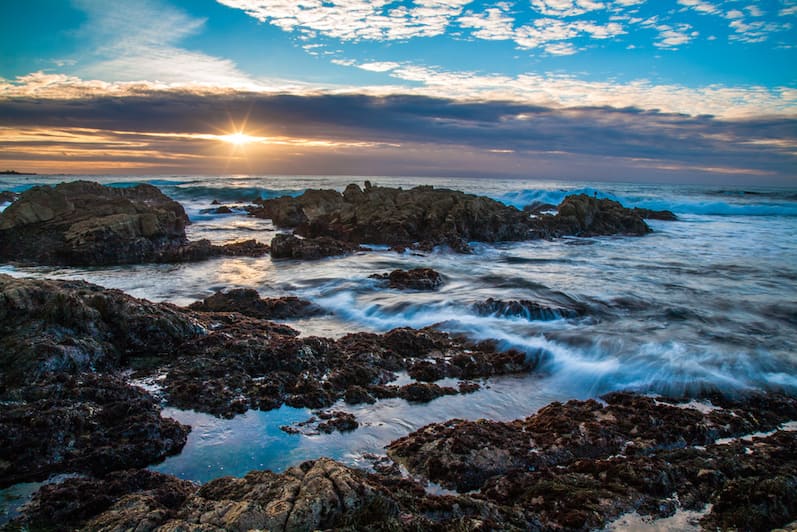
left=0, top=0, right=795, bottom=183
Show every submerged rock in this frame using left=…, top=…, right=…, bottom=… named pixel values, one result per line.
left=0, top=181, right=268, bottom=265
left=0, top=374, right=189, bottom=488
left=188, top=288, right=324, bottom=320
left=472, top=297, right=584, bottom=321
left=370, top=268, right=444, bottom=290
left=269, top=232, right=363, bottom=260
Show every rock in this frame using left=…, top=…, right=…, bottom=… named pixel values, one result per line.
left=387, top=391, right=797, bottom=491
left=188, top=288, right=323, bottom=320
left=12, top=458, right=526, bottom=531
left=280, top=410, right=359, bottom=435
left=472, top=297, right=583, bottom=321
left=252, top=184, right=658, bottom=252
left=345, top=385, right=376, bottom=405
left=0, top=181, right=268, bottom=265
left=252, top=183, right=532, bottom=251
left=214, top=205, right=232, bottom=214
left=0, top=274, right=203, bottom=388
left=398, top=382, right=458, bottom=403
left=0, top=191, right=16, bottom=203
left=523, top=201, right=557, bottom=214
left=269, top=232, right=363, bottom=260
left=10, top=469, right=195, bottom=531
left=535, top=194, right=651, bottom=237
left=633, top=207, right=678, bottom=221
left=0, top=374, right=189, bottom=488
left=215, top=238, right=269, bottom=256
left=370, top=268, right=443, bottom=290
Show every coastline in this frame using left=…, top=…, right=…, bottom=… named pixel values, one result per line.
left=1, top=177, right=796, bottom=530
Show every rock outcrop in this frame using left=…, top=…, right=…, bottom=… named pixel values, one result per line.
left=187, top=288, right=324, bottom=320
left=0, top=374, right=189, bottom=488
left=269, top=233, right=363, bottom=260
left=369, top=268, right=444, bottom=290
left=251, top=183, right=668, bottom=254
left=0, top=181, right=268, bottom=265
left=0, top=191, right=16, bottom=203
left=388, top=392, right=797, bottom=530
left=10, top=396, right=797, bottom=531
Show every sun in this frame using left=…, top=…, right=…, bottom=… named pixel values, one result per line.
left=220, top=132, right=258, bottom=146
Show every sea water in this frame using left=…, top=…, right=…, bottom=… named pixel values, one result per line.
left=1, top=174, right=796, bottom=484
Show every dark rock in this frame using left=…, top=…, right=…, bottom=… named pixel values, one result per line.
left=188, top=288, right=323, bottom=320
left=387, top=392, right=797, bottom=498
left=472, top=297, right=583, bottom=321
left=214, top=205, right=232, bottom=214
left=215, top=238, right=270, bottom=256
left=0, top=181, right=268, bottom=265
left=633, top=207, right=678, bottom=221
left=252, top=183, right=532, bottom=251
left=11, top=458, right=526, bottom=531
left=345, top=385, right=377, bottom=405
left=252, top=184, right=657, bottom=253
left=280, top=410, right=359, bottom=435
left=370, top=268, right=444, bottom=290
left=9, top=469, right=195, bottom=531
left=269, top=232, right=362, bottom=260
left=0, top=374, right=189, bottom=488
left=522, top=201, right=557, bottom=214
left=0, top=274, right=203, bottom=388
left=398, top=382, right=458, bottom=403
left=0, top=191, right=16, bottom=203
left=535, top=194, right=651, bottom=237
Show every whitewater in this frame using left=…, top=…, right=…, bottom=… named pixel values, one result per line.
left=1, top=174, right=795, bottom=484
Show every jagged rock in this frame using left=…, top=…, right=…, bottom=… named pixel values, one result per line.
left=0, top=191, right=16, bottom=203
left=0, top=181, right=267, bottom=265
left=388, top=392, right=797, bottom=492
left=370, top=268, right=443, bottom=290
left=282, top=410, right=359, bottom=435
left=188, top=288, right=323, bottom=320
left=633, top=207, right=678, bottom=220
left=269, top=233, right=362, bottom=260
left=0, top=274, right=203, bottom=388
left=252, top=184, right=660, bottom=253
left=398, top=382, right=458, bottom=403
left=0, top=374, right=189, bottom=488
left=535, top=194, right=651, bottom=237
left=344, top=385, right=377, bottom=405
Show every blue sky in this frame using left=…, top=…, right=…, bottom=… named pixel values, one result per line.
left=0, top=0, right=795, bottom=182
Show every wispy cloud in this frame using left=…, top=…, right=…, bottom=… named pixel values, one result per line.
left=70, top=0, right=256, bottom=86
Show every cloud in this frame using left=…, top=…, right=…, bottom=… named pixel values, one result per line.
left=0, top=85, right=795, bottom=182
left=531, top=0, right=606, bottom=17
left=214, top=0, right=472, bottom=41
left=458, top=6, right=516, bottom=40
left=69, top=0, right=256, bottom=86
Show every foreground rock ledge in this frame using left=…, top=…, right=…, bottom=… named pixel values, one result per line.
left=0, top=181, right=268, bottom=266
left=7, top=394, right=797, bottom=531
left=250, top=183, right=672, bottom=253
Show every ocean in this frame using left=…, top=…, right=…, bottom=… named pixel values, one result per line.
left=1, top=174, right=796, bottom=485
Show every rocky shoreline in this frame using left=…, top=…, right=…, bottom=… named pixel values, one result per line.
left=2, top=181, right=794, bottom=531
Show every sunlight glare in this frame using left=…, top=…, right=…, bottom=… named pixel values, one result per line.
left=221, top=132, right=258, bottom=145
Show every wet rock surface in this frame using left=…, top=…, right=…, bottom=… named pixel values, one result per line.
left=269, top=232, right=364, bottom=260
left=187, top=288, right=324, bottom=320
left=281, top=410, right=359, bottom=435
left=0, top=181, right=268, bottom=265
left=0, top=374, right=189, bottom=488
left=251, top=183, right=664, bottom=253
left=0, top=191, right=16, bottom=203
left=388, top=392, right=797, bottom=530
left=370, top=268, right=444, bottom=290
left=7, top=458, right=528, bottom=531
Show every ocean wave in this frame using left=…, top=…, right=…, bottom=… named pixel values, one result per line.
left=165, top=185, right=303, bottom=203
left=493, top=187, right=797, bottom=217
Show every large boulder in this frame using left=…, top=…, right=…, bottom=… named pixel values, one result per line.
left=0, top=374, right=189, bottom=488
left=252, top=184, right=666, bottom=252
left=187, top=288, right=324, bottom=319
left=253, top=183, right=532, bottom=251
left=0, top=181, right=268, bottom=265
left=535, top=194, right=650, bottom=237
left=370, top=268, right=444, bottom=290
left=269, top=233, right=362, bottom=260
left=0, top=274, right=203, bottom=388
